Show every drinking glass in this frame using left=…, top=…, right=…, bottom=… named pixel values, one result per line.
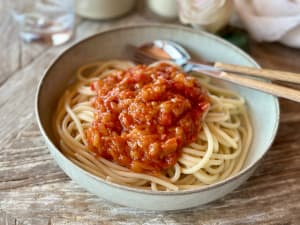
left=9, top=0, right=75, bottom=46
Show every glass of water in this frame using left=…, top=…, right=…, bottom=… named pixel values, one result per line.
left=10, top=0, right=75, bottom=46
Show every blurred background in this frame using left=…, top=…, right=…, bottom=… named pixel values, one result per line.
left=4, top=0, right=300, bottom=48
left=1, top=1, right=300, bottom=224
left=2, top=0, right=300, bottom=83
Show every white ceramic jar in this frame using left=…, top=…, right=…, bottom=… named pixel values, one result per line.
left=75, top=0, right=136, bottom=20
left=147, top=0, right=178, bottom=19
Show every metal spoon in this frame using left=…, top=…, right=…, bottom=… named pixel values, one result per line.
left=138, top=39, right=300, bottom=84
left=135, top=40, right=300, bottom=103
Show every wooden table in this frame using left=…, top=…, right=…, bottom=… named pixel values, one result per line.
left=1, top=2, right=300, bottom=225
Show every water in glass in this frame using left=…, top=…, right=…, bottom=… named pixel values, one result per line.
left=11, top=0, right=74, bottom=46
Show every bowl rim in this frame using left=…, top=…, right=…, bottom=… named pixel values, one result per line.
left=35, top=23, right=280, bottom=196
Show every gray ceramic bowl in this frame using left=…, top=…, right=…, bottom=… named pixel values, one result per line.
left=36, top=24, right=279, bottom=210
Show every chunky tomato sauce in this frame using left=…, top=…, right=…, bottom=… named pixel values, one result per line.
left=86, top=63, right=210, bottom=173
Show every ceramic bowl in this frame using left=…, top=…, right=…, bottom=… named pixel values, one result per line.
left=36, top=24, right=279, bottom=210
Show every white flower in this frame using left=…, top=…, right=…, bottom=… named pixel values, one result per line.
left=235, top=0, right=300, bottom=48
left=177, top=0, right=234, bottom=33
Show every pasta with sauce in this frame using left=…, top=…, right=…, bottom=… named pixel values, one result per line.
left=53, top=60, right=252, bottom=191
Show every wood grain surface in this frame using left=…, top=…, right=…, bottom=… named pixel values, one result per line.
left=1, top=2, right=300, bottom=225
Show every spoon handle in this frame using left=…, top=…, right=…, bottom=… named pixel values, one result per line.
left=215, top=62, right=300, bottom=85
left=190, top=65, right=300, bottom=103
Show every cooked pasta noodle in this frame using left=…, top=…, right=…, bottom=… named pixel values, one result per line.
left=53, top=60, right=252, bottom=191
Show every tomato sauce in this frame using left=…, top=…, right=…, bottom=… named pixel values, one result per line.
left=86, top=63, right=210, bottom=173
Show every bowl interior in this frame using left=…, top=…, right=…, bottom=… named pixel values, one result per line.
left=37, top=25, right=279, bottom=189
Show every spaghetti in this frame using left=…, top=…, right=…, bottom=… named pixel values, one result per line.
left=53, top=60, right=252, bottom=191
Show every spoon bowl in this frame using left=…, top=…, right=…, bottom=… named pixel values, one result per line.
left=140, top=40, right=193, bottom=66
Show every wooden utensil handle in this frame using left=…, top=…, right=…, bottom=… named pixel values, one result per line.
left=215, top=62, right=300, bottom=85
left=218, top=71, right=300, bottom=103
